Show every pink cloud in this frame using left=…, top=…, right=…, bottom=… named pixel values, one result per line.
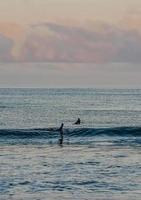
left=21, top=23, right=118, bottom=63
left=1, top=21, right=141, bottom=63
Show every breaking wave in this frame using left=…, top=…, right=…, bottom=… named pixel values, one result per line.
left=0, top=126, right=141, bottom=139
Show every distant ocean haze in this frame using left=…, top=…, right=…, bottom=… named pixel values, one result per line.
left=0, top=63, right=141, bottom=87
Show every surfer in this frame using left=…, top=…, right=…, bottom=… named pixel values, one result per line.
left=58, top=123, right=64, bottom=145
left=74, top=118, right=81, bottom=125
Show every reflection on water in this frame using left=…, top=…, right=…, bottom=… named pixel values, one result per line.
left=1, top=136, right=141, bottom=200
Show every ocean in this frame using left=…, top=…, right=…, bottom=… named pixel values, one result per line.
left=0, top=88, right=141, bottom=200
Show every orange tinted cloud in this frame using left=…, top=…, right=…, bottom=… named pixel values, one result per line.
left=0, top=22, right=27, bottom=60
left=0, top=22, right=25, bottom=40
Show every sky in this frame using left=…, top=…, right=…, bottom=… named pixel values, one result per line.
left=0, top=0, right=141, bottom=87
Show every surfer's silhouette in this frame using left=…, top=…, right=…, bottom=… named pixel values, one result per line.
left=58, top=123, right=64, bottom=145
left=74, top=118, right=81, bottom=125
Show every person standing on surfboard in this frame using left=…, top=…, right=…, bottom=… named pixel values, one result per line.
left=58, top=123, right=64, bottom=145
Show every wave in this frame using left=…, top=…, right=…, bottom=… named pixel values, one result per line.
left=0, top=126, right=141, bottom=139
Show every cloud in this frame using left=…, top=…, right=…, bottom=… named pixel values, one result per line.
left=21, top=22, right=116, bottom=63
left=0, top=22, right=27, bottom=61
left=1, top=20, right=141, bottom=63
left=115, top=31, right=141, bottom=63
left=0, top=22, right=25, bottom=40
left=120, top=10, right=141, bottom=32
left=0, top=33, right=14, bottom=62
left=20, top=22, right=141, bottom=63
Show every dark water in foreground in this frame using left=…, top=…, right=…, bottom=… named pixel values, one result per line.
left=0, top=88, right=141, bottom=199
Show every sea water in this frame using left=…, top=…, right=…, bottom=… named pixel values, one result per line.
left=0, top=88, right=141, bottom=200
